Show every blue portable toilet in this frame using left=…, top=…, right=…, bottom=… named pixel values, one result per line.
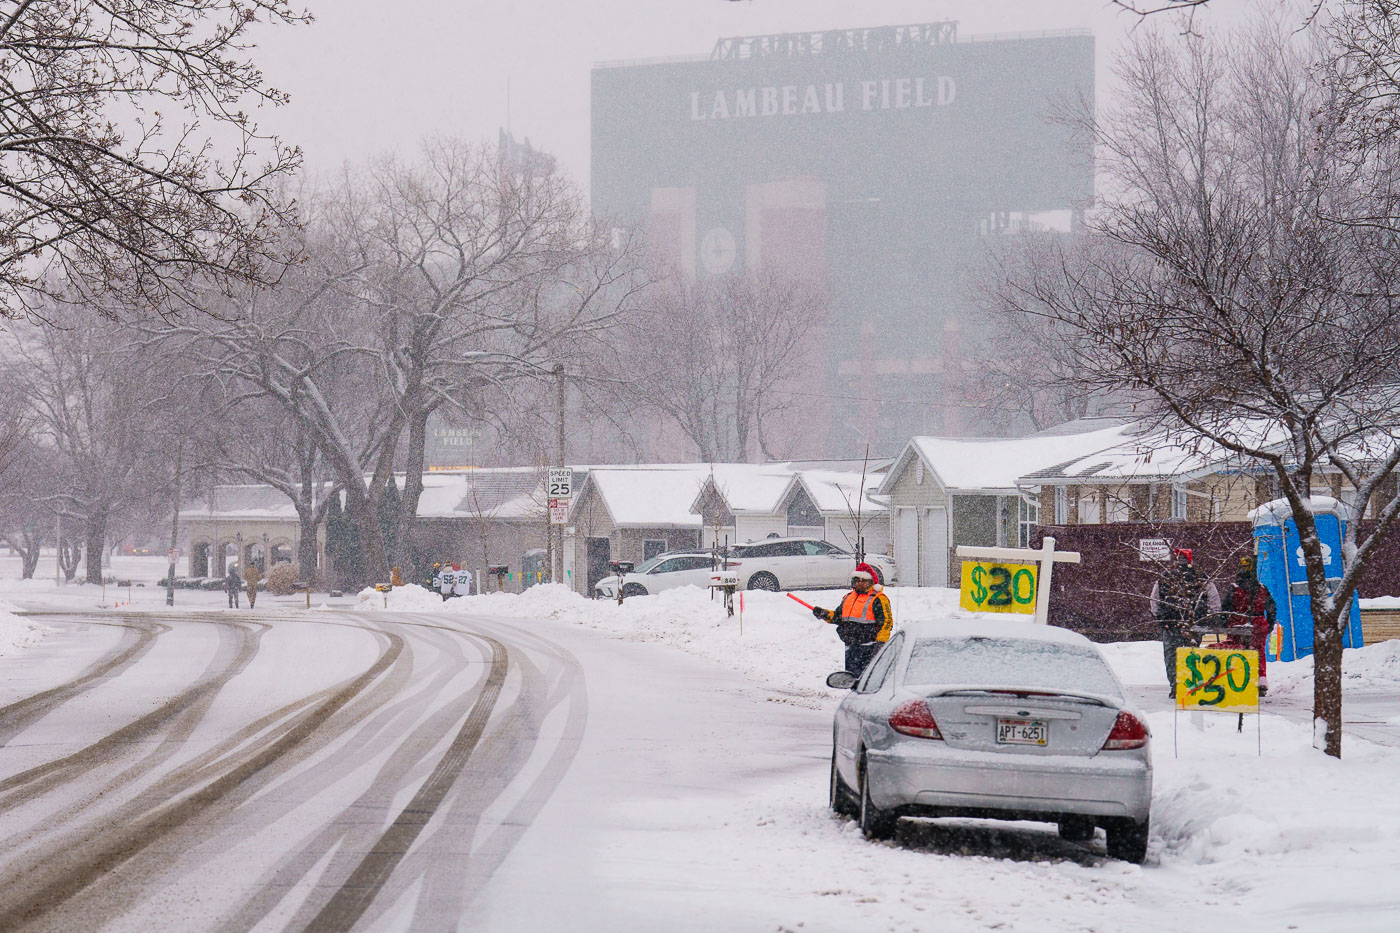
left=1251, top=498, right=1364, bottom=662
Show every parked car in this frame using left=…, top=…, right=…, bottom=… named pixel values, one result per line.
left=827, top=618, right=1152, bottom=862
left=725, top=537, right=896, bottom=592
left=593, top=552, right=716, bottom=599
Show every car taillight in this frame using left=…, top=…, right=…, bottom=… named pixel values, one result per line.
left=724, top=561, right=741, bottom=567
left=1101, top=711, right=1149, bottom=750
left=889, top=700, right=942, bottom=740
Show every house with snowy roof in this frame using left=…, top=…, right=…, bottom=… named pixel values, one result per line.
left=876, top=418, right=1138, bottom=587
left=1019, top=420, right=1398, bottom=528
left=568, top=465, right=710, bottom=594
left=567, top=461, right=893, bottom=595
left=181, top=469, right=584, bottom=591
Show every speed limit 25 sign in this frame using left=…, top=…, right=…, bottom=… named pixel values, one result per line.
left=547, top=468, right=573, bottom=498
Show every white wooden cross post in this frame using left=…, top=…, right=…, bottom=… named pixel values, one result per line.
left=954, top=536, right=1081, bottom=625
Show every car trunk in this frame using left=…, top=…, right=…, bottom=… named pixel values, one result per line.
left=924, top=691, right=1122, bottom=756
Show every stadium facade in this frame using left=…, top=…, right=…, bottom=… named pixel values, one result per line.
left=591, top=22, right=1094, bottom=453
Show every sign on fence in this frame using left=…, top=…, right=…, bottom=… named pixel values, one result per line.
left=1138, top=538, right=1171, bottom=562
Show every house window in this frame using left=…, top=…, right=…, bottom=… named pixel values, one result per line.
left=1079, top=492, right=1101, bottom=525
left=1054, top=486, right=1068, bottom=524
left=1171, top=487, right=1188, bottom=521
left=1018, top=496, right=1039, bottom=548
left=1104, top=492, right=1130, bottom=524
left=643, top=538, right=667, bottom=561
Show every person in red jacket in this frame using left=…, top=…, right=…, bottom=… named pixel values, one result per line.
left=1227, top=554, right=1276, bottom=696
left=811, top=563, right=893, bottom=676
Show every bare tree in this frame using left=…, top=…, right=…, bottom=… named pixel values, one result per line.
left=0, top=1, right=309, bottom=319
left=159, top=216, right=400, bottom=585
left=959, top=290, right=1113, bottom=432
left=992, top=19, right=1400, bottom=758
left=204, top=397, right=341, bottom=582
left=326, top=140, right=647, bottom=572
left=0, top=435, right=54, bottom=578
left=3, top=301, right=161, bottom=582
left=635, top=268, right=816, bottom=462
left=160, top=140, right=646, bottom=584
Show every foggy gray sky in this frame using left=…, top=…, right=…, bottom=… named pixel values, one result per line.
left=252, top=1, right=1262, bottom=194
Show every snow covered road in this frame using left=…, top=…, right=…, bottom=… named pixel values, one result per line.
left=1, top=592, right=1398, bottom=932
left=0, top=609, right=590, bottom=931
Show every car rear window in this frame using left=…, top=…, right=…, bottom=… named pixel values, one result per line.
left=902, top=637, right=1122, bottom=699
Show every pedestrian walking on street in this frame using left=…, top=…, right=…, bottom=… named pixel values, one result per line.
left=810, top=563, right=893, bottom=677
left=1149, top=548, right=1219, bottom=697
left=244, top=562, right=262, bottom=609
left=225, top=565, right=242, bottom=609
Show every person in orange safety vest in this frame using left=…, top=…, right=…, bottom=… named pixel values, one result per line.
left=811, top=562, right=893, bottom=676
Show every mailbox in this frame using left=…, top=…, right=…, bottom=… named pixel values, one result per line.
left=609, top=560, right=634, bottom=575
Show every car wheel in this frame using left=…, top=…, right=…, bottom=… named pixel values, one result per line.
left=858, top=757, right=897, bottom=841
left=829, top=750, right=857, bottom=818
left=868, top=565, right=884, bottom=585
left=747, top=572, right=779, bottom=592
left=1057, top=816, right=1095, bottom=842
left=1104, top=817, right=1149, bottom=863
left=620, top=582, right=648, bottom=598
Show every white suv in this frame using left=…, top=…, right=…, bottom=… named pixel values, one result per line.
left=593, top=553, right=715, bottom=599
left=726, top=538, right=896, bottom=592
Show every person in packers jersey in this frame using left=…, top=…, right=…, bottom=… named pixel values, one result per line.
left=811, top=562, right=893, bottom=676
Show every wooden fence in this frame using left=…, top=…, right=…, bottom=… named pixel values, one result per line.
left=1031, top=521, right=1400, bottom=642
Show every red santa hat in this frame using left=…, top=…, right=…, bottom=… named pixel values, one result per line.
left=852, top=562, right=877, bottom=582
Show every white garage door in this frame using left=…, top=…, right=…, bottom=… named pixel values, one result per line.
left=920, top=507, right=948, bottom=587
left=895, top=509, right=918, bottom=585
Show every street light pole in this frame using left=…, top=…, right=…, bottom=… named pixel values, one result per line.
left=554, top=362, right=566, bottom=586
left=166, top=442, right=183, bottom=606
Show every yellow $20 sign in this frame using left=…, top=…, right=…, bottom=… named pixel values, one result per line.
left=959, top=561, right=1037, bottom=614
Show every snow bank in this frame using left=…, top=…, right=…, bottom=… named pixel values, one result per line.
left=1360, top=595, right=1400, bottom=609
left=1264, top=639, right=1400, bottom=696
left=0, top=600, right=49, bottom=657
left=359, top=584, right=1180, bottom=698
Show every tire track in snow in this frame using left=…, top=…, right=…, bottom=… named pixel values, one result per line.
left=0, top=615, right=268, bottom=807
left=301, top=626, right=510, bottom=933
left=0, top=624, right=406, bottom=931
left=0, top=616, right=166, bottom=746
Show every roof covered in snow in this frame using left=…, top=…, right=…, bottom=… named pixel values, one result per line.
left=582, top=467, right=712, bottom=528
left=417, top=468, right=548, bottom=521
left=692, top=463, right=803, bottom=515
left=1021, top=419, right=1293, bottom=485
left=878, top=422, right=1141, bottom=495
left=181, top=484, right=335, bottom=521
left=791, top=469, right=888, bottom=516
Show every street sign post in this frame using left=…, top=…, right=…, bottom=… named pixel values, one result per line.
left=548, top=497, right=570, bottom=525
left=547, top=468, right=573, bottom=499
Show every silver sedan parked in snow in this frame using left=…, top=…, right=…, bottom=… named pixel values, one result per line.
left=827, top=619, right=1152, bottom=862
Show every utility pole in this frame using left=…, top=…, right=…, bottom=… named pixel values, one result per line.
left=554, top=362, right=566, bottom=586
left=166, top=442, right=183, bottom=606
